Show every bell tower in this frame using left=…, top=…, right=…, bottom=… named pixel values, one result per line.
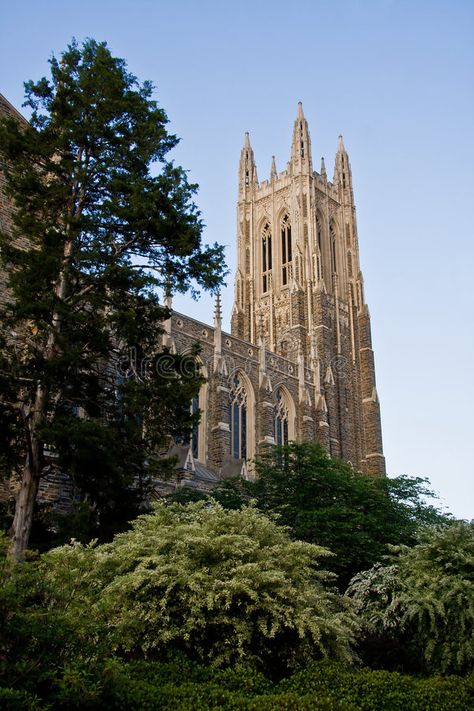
left=231, top=104, right=385, bottom=474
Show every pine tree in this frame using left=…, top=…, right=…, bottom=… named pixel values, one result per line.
left=0, top=39, right=226, bottom=558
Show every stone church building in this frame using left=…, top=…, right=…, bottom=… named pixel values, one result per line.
left=0, top=93, right=384, bottom=502
left=166, top=102, right=385, bottom=480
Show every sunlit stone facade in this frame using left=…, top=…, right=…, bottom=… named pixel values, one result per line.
left=167, top=103, right=385, bottom=477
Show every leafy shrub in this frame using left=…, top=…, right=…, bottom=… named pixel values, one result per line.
left=278, top=661, right=474, bottom=710
left=44, top=502, right=358, bottom=675
left=180, top=442, right=449, bottom=589
left=347, top=521, right=474, bottom=674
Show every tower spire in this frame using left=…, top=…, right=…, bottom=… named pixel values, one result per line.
left=290, top=101, right=313, bottom=175
left=270, top=155, right=277, bottom=181
left=333, top=133, right=353, bottom=199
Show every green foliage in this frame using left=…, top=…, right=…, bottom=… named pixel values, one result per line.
left=0, top=38, right=226, bottom=550
left=347, top=521, right=474, bottom=674
left=0, top=688, right=45, bottom=710
left=278, top=661, right=474, bottom=710
left=0, top=532, right=104, bottom=697
left=198, top=443, right=449, bottom=589
left=43, top=502, right=358, bottom=675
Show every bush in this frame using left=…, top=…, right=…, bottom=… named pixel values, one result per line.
left=347, top=521, right=474, bottom=674
left=278, top=662, right=474, bottom=711
left=43, top=502, right=358, bottom=675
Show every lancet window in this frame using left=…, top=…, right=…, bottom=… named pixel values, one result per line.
left=316, top=214, right=324, bottom=281
left=281, top=214, right=292, bottom=286
left=229, top=374, right=247, bottom=460
left=330, top=223, right=337, bottom=274
left=262, top=222, right=272, bottom=293
left=274, top=389, right=289, bottom=446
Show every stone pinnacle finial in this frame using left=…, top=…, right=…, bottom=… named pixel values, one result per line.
left=320, top=156, right=327, bottom=177
left=214, top=291, right=222, bottom=327
left=270, top=155, right=277, bottom=181
left=243, top=131, right=251, bottom=148
left=297, top=101, right=304, bottom=119
left=338, top=134, right=345, bottom=152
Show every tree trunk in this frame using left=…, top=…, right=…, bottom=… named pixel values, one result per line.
left=9, top=148, right=88, bottom=559
left=9, top=383, right=47, bottom=560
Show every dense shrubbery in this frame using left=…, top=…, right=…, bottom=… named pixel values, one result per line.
left=41, top=501, right=358, bottom=675
left=1, top=500, right=473, bottom=708
left=347, top=521, right=474, bottom=675
left=1, top=658, right=473, bottom=710
left=173, top=443, right=449, bottom=589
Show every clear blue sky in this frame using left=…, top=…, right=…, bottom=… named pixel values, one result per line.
left=2, top=0, right=473, bottom=519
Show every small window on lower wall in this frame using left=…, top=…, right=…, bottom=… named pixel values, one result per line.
left=229, top=374, right=248, bottom=459
left=274, top=388, right=289, bottom=446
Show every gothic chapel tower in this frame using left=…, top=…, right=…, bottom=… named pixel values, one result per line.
left=231, top=103, right=385, bottom=474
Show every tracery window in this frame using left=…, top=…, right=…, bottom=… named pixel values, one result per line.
left=274, top=389, right=289, bottom=446
left=262, top=222, right=272, bottom=293
left=229, top=374, right=247, bottom=459
left=281, top=214, right=292, bottom=286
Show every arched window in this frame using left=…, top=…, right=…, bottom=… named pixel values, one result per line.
left=316, top=214, right=323, bottom=251
left=274, top=389, right=289, bottom=446
left=281, top=214, right=292, bottom=286
left=187, top=364, right=208, bottom=462
left=262, top=222, right=272, bottom=293
left=229, top=374, right=247, bottom=459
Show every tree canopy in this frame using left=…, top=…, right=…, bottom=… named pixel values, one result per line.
left=173, top=442, right=449, bottom=588
left=0, top=38, right=226, bottom=557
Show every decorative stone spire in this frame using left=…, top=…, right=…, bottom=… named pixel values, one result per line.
left=239, top=131, right=258, bottom=198
left=333, top=134, right=353, bottom=199
left=213, top=291, right=223, bottom=372
left=291, top=101, right=313, bottom=175
left=270, top=155, right=277, bottom=181
left=214, top=290, right=222, bottom=328
left=320, top=156, right=326, bottom=178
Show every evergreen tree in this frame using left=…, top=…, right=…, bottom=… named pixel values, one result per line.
left=0, top=39, right=226, bottom=558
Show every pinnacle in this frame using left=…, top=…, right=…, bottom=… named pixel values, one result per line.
left=338, top=134, right=346, bottom=152
left=214, top=291, right=222, bottom=325
left=270, top=155, right=277, bottom=180
left=243, top=131, right=251, bottom=148
left=297, top=101, right=304, bottom=119
left=320, top=156, right=326, bottom=176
